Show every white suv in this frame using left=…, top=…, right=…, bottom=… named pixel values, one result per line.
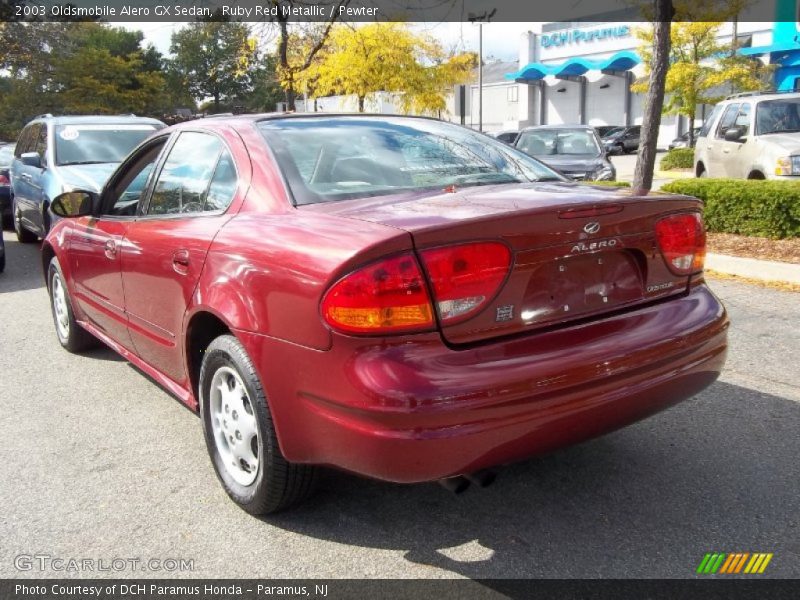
left=694, top=91, right=800, bottom=180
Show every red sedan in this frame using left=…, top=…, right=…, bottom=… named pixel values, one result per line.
left=44, top=115, right=728, bottom=514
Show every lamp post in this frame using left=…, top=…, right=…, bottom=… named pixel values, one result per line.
left=468, top=10, right=496, bottom=133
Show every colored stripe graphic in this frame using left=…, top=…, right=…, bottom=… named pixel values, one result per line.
left=734, top=553, right=749, bottom=573
left=697, top=553, right=712, bottom=574
left=719, top=554, right=736, bottom=573
left=698, top=552, right=773, bottom=574
left=758, top=553, right=774, bottom=573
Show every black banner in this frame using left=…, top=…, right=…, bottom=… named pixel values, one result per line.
left=0, top=0, right=787, bottom=23
left=2, top=579, right=800, bottom=600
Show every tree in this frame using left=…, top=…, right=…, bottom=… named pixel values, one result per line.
left=169, top=19, right=258, bottom=112
left=0, top=23, right=171, bottom=139
left=299, top=23, right=475, bottom=114
left=258, top=1, right=349, bottom=109
left=52, top=46, right=166, bottom=115
left=632, top=0, right=673, bottom=194
left=633, top=1, right=766, bottom=148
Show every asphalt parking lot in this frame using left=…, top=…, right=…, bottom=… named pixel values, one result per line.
left=1, top=229, right=798, bottom=580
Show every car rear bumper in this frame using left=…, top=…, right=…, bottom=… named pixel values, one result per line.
left=237, top=283, right=728, bottom=483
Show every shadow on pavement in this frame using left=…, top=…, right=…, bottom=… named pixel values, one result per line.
left=0, top=231, right=45, bottom=294
left=265, top=381, right=800, bottom=579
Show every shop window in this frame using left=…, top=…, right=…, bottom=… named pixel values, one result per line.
left=507, top=86, right=518, bottom=103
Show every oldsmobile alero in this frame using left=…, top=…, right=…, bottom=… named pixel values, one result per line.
left=43, top=114, right=728, bottom=514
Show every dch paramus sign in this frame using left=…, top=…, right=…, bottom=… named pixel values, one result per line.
left=541, top=25, right=632, bottom=48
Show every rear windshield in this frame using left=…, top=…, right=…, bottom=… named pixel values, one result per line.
left=258, top=117, right=563, bottom=206
left=516, top=129, right=602, bottom=157
left=55, top=123, right=159, bottom=166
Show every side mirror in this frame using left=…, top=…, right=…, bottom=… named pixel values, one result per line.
left=20, top=152, right=42, bottom=168
left=724, top=127, right=744, bottom=142
left=50, top=191, right=98, bottom=218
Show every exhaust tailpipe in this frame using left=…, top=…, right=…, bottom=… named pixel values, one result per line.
left=466, top=469, right=497, bottom=488
left=438, top=476, right=471, bottom=494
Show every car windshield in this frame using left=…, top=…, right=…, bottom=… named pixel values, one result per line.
left=602, top=127, right=625, bottom=138
left=755, top=99, right=800, bottom=135
left=55, top=124, right=159, bottom=166
left=0, top=144, right=14, bottom=165
left=516, top=129, right=602, bottom=157
left=259, top=117, right=564, bottom=206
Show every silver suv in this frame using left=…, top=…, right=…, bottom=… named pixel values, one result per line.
left=10, top=114, right=164, bottom=242
left=694, top=91, right=800, bottom=180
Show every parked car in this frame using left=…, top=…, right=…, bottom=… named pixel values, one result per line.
left=0, top=142, right=14, bottom=228
left=694, top=91, right=800, bottom=179
left=594, top=125, right=622, bottom=138
left=10, top=114, right=165, bottom=243
left=601, top=125, right=641, bottom=154
left=668, top=128, right=701, bottom=150
left=515, top=124, right=616, bottom=181
left=44, top=114, right=727, bottom=514
left=492, top=130, right=519, bottom=144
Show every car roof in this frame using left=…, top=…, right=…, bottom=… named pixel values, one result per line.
left=165, top=112, right=465, bottom=134
left=721, top=91, right=800, bottom=104
left=519, top=124, right=595, bottom=132
left=30, top=115, right=165, bottom=127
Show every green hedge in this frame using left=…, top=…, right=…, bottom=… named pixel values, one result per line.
left=659, top=148, right=695, bottom=171
left=582, top=180, right=631, bottom=187
left=660, top=178, right=800, bottom=239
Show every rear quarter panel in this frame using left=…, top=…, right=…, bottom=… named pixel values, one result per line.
left=188, top=124, right=417, bottom=350
left=194, top=210, right=415, bottom=350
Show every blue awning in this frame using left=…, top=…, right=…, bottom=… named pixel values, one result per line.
left=506, top=50, right=641, bottom=82
left=739, top=42, right=800, bottom=56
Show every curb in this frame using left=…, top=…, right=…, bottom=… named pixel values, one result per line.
left=705, top=253, right=800, bottom=285
left=654, top=169, right=694, bottom=179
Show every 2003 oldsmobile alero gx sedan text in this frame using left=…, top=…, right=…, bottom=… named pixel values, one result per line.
left=43, top=114, right=728, bottom=514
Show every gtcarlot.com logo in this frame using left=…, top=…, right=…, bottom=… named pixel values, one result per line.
left=14, top=554, right=194, bottom=573
left=696, top=552, right=773, bottom=575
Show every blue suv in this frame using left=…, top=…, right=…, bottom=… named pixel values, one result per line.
left=10, top=114, right=164, bottom=242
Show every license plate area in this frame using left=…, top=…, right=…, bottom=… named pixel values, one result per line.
left=520, top=250, right=644, bottom=326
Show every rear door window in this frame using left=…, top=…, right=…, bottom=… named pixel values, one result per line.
left=698, top=105, right=723, bottom=138
left=15, top=124, right=40, bottom=156
left=147, top=131, right=234, bottom=216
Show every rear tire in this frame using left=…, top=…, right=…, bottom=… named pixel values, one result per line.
left=48, top=257, right=96, bottom=352
left=14, top=200, right=37, bottom=243
left=199, top=334, right=317, bottom=515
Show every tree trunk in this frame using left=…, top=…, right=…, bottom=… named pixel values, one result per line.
left=358, top=95, right=365, bottom=113
left=285, top=87, right=296, bottom=112
left=633, top=1, right=673, bottom=194
left=687, top=111, right=695, bottom=147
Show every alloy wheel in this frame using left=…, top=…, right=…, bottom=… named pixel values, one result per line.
left=51, top=272, right=70, bottom=340
left=208, top=366, right=261, bottom=486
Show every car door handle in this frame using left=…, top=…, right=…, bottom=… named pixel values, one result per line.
left=172, top=250, right=190, bottom=274
left=104, top=239, right=116, bottom=259
left=20, top=173, right=31, bottom=182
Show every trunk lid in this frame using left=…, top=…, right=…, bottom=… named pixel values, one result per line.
left=303, top=182, right=701, bottom=345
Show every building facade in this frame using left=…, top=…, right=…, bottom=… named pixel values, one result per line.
left=500, top=1, right=800, bottom=147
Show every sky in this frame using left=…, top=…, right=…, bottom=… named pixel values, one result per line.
left=123, top=21, right=540, bottom=63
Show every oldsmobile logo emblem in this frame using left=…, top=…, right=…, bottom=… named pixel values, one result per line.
left=583, top=221, right=601, bottom=234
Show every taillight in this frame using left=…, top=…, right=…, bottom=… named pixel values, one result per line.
left=655, top=213, right=706, bottom=275
left=420, top=241, right=512, bottom=323
left=322, top=253, right=434, bottom=334
left=0, top=174, right=9, bottom=185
